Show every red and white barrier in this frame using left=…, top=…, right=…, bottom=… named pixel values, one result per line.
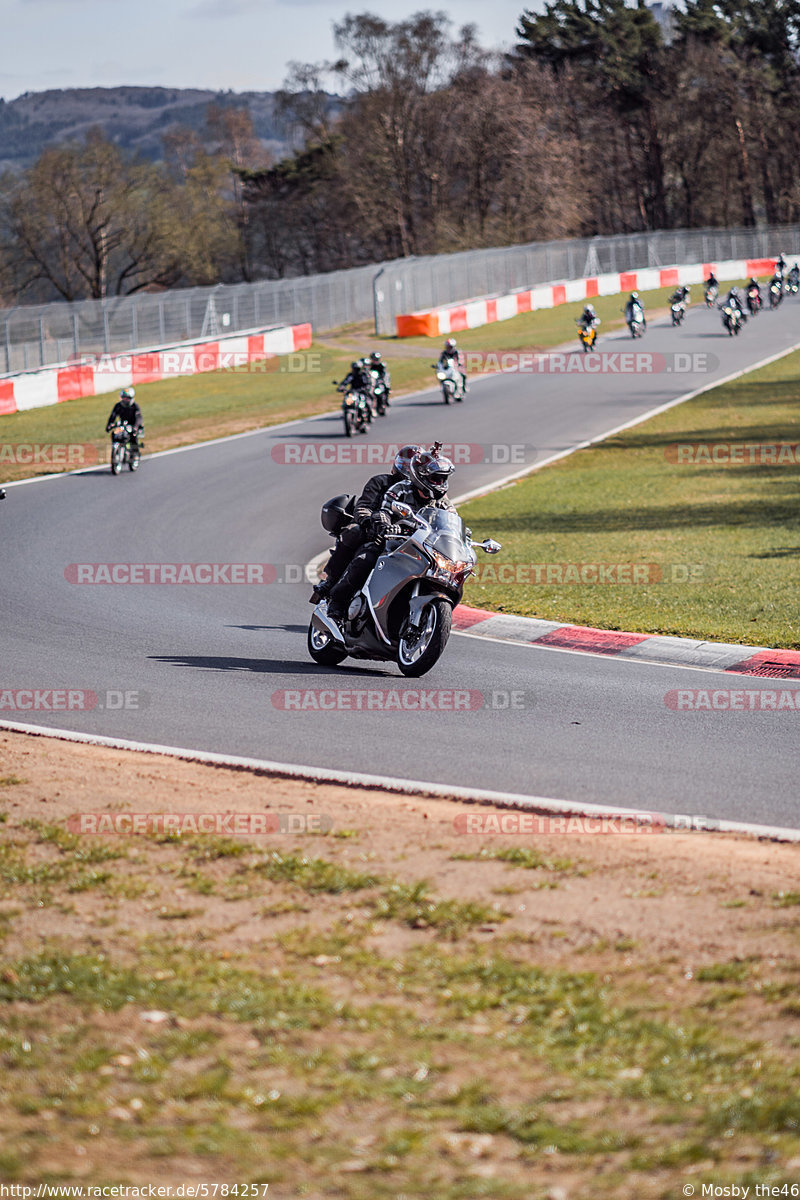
left=0, top=322, right=313, bottom=417
left=395, top=258, right=779, bottom=338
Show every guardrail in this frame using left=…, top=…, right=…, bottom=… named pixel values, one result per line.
left=396, top=258, right=779, bottom=337
left=0, top=322, right=312, bottom=416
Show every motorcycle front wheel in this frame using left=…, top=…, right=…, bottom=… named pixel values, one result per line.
left=110, top=442, right=123, bottom=474
left=397, top=598, right=452, bottom=677
left=442, top=386, right=451, bottom=405
left=307, top=621, right=347, bottom=667
left=343, top=410, right=355, bottom=437
left=129, top=447, right=140, bottom=471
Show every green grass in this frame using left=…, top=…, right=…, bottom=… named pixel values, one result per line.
left=461, top=348, right=800, bottom=648
left=450, top=846, right=577, bottom=872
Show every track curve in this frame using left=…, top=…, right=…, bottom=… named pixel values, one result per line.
left=3, top=301, right=800, bottom=828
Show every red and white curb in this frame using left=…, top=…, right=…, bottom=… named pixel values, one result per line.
left=452, top=604, right=800, bottom=679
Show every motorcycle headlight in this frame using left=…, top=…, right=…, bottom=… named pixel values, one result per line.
left=344, top=395, right=355, bottom=406
left=429, top=549, right=472, bottom=578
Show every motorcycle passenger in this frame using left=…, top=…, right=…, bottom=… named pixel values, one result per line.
left=325, top=446, right=456, bottom=624
left=625, top=292, right=646, bottom=331
left=438, top=337, right=468, bottom=395
left=310, top=444, right=420, bottom=605
left=106, top=388, right=144, bottom=448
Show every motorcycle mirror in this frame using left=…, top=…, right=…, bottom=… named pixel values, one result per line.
left=478, top=539, right=502, bottom=554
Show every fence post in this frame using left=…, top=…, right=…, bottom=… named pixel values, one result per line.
left=102, top=302, right=110, bottom=354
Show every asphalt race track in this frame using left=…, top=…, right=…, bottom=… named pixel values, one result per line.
left=3, top=299, right=800, bottom=828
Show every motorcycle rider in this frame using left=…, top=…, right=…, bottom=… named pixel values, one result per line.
left=625, top=292, right=646, bottom=331
left=325, top=445, right=456, bottom=624
left=105, top=388, right=144, bottom=448
left=725, top=286, right=744, bottom=312
left=768, top=272, right=784, bottom=303
left=746, top=277, right=762, bottom=309
left=310, top=444, right=420, bottom=605
left=789, top=263, right=800, bottom=289
left=776, top=253, right=787, bottom=278
left=438, top=337, right=468, bottom=395
left=670, top=285, right=690, bottom=308
left=705, top=271, right=718, bottom=290
left=579, top=303, right=600, bottom=330
left=340, top=359, right=372, bottom=396
left=367, top=351, right=391, bottom=395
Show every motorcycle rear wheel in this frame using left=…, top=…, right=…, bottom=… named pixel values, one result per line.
left=397, top=598, right=452, bottom=677
left=307, top=620, right=347, bottom=667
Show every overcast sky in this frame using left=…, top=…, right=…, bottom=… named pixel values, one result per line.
left=0, top=0, right=541, bottom=100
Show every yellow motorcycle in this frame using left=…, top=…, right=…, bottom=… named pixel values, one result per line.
left=577, top=320, right=598, bottom=352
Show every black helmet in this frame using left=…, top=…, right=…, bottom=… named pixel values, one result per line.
left=370, top=351, right=382, bottom=364
left=392, top=443, right=420, bottom=479
left=321, top=493, right=355, bottom=535
left=350, top=361, right=361, bottom=372
left=407, top=448, right=455, bottom=500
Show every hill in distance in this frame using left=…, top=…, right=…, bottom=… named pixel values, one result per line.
left=0, top=85, right=316, bottom=170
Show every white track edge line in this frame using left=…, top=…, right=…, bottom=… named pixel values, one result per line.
left=2, top=718, right=799, bottom=842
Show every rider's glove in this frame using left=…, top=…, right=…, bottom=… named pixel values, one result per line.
left=370, top=511, right=392, bottom=536
left=385, top=524, right=405, bottom=537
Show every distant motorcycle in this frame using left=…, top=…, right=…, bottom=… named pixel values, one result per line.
left=720, top=304, right=745, bottom=336
left=334, top=380, right=372, bottom=437
left=746, top=285, right=762, bottom=316
left=769, top=280, right=783, bottom=309
left=368, top=367, right=390, bottom=416
left=308, top=500, right=501, bottom=676
left=432, top=362, right=464, bottom=404
left=576, top=321, right=598, bottom=352
left=670, top=299, right=686, bottom=326
left=109, top=422, right=141, bottom=474
left=705, top=284, right=718, bottom=307
left=626, top=305, right=645, bottom=338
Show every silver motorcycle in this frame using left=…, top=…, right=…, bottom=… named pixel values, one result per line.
left=308, top=501, right=501, bottom=676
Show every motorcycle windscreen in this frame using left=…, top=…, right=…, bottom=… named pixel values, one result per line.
left=417, top=507, right=470, bottom=562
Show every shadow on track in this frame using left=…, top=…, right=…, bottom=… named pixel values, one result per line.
left=149, top=654, right=394, bottom=678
